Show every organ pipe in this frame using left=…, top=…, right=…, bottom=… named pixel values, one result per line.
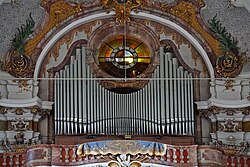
left=54, top=46, right=195, bottom=136
left=69, top=58, right=74, bottom=134
left=66, top=66, right=70, bottom=134
left=76, top=48, right=83, bottom=133
left=73, top=59, right=78, bottom=134
left=54, top=72, right=59, bottom=135
left=59, top=70, right=63, bottom=134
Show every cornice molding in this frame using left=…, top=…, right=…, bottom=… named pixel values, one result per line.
left=0, top=97, right=53, bottom=109
left=196, top=98, right=250, bottom=109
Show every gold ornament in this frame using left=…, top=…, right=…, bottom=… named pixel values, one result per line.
left=25, top=1, right=82, bottom=56
left=216, top=52, right=244, bottom=78
left=161, top=1, right=222, bottom=57
left=101, top=0, right=144, bottom=24
left=5, top=51, right=32, bottom=77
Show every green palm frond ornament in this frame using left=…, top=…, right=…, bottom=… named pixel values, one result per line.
left=6, top=13, right=35, bottom=78
left=208, top=14, right=245, bottom=78
left=208, top=14, right=239, bottom=54
left=11, top=13, right=35, bottom=55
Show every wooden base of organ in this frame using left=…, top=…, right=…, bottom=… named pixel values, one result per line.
left=55, top=134, right=195, bottom=145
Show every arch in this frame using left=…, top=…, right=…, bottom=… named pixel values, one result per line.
left=131, top=11, right=214, bottom=78
left=34, top=11, right=215, bottom=78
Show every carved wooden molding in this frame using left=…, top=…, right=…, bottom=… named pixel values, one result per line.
left=201, top=106, right=250, bottom=117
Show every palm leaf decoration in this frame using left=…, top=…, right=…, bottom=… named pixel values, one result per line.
left=208, top=14, right=239, bottom=53
left=11, top=13, right=35, bottom=54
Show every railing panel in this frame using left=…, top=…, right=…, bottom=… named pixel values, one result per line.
left=227, top=155, right=250, bottom=167
left=0, top=152, right=25, bottom=167
left=1, top=144, right=250, bottom=166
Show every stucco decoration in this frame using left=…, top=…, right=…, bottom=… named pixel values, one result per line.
left=5, top=13, right=35, bottom=77
left=76, top=140, right=198, bottom=166
left=3, top=0, right=245, bottom=78
left=5, top=53, right=32, bottom=77
left=208, top=15, right=245, bottom=78
left=101, top=0, right=145, bottom=24
left=201, top=0, right=250, bottom=72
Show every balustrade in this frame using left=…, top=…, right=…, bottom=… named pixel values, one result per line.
left=0, top=144, right=250, bottom=166
left=226, top=155, right=250, bottom=167
left=0, top=152, right=25, bottom=167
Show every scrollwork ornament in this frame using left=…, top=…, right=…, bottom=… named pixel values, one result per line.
left=5, top=51, right=32, bottom=78
left=216, top=52, right=244, bottom=78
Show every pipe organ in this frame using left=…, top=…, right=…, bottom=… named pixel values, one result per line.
left=54, top=46, right=194, bottom=136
